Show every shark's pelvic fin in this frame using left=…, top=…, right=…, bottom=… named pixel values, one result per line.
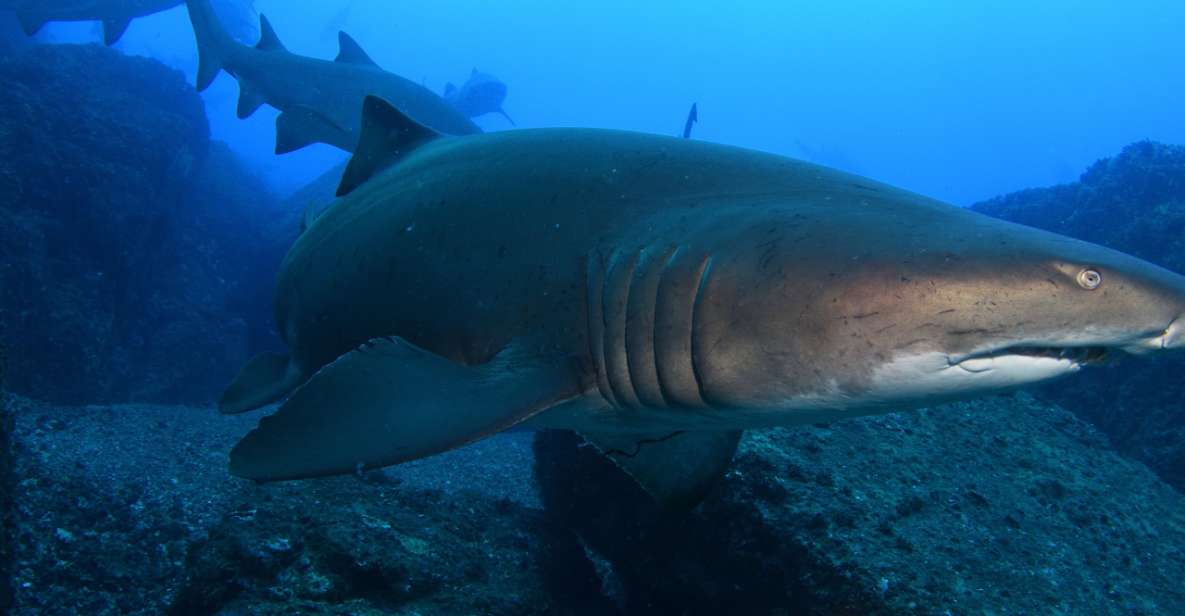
left=337, top=95, right=442, bottom=197
left=15, top=10, right=48, bottom=37
left=580, top=429, right=742, bottom=508
left=102, top=15, right=132, bottom=45
left=186, top=0, right=236, bottom=91
left=335, top=31, right=378, bottom=67
left=256, top=14, right=285, bottom=52
left=443, top=82, right=457, bottom=98
left=275, top=106, right=350, bottom=154
left=236, top=81, right=267, bottom=118
left=230, top=336, right=582, bottom=482
left=219, top=351, right=302, bottom=414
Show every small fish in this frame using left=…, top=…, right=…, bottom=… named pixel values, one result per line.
left=682, top=102, right=698, bottom=139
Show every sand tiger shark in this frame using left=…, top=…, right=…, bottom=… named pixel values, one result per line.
left=444, top=68, right=515, bottom=125
left=0, top=0, right=181, bottom=45
left=222, top=96, right=1185, bottom=505
left=185, top=0, right=478, bottom=153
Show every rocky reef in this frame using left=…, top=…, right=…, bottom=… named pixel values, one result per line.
left=973, top=141, right=1185, bottom=491
left=0, top=336, right=12, bottom=611
left=0, top=43, right=281, bottom=406
left=5, top=394, right=1184, bottom=614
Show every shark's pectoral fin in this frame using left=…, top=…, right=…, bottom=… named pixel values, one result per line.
left=230, top=337, right=582, bottom=482
left=275, top=106, right=350, bottom=154
left=219, top=351, right=301, bottom=415
left=102, top=15, right=132, bottom=45
left=15, top=10, right=48, bottom=37
left=579, top=429, right=742, bottom=508
left=336, top=95, right=442, bottom=197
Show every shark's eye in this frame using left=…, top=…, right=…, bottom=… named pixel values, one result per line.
left=1077, top=269, right=1102, bottom=290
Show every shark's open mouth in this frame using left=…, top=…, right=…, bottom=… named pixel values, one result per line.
left=959, top=345, right=1110, bottom=368
left=952, top=343, right=1109, bottom=371
left=1002, top=345, right=1109, bottom=364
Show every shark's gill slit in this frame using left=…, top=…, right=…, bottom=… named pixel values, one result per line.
left=648, top=247, right=679, bottom=408
left=689, top=255, right=715, bottom=408
left=603, top=250, right=642, bottom=409
left=585, top=251, right=617, bottom=407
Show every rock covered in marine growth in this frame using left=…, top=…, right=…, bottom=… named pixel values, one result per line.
left=0, top=43, right=281, bottom=405
left=7, top=393, right=1185, bottom=614
left=534, top=394, right=1185, bottom=615
left=973, top=141, right=1185, bottom=490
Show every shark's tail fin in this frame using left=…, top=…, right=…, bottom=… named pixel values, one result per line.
left=186, top=0, right=237, bottom=91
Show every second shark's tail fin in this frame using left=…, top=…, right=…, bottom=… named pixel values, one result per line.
left=186, top=0, right=237, bottom=91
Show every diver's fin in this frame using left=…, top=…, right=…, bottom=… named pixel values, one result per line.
left=275, top=106, right=350, bottom=154
left=498, top=108, right=516, bottom=126
left=219, top=351, right=301, bottom=414
left=16, top=10, right=48, bottom=37
left=102, top=15, right=132, bottom=45
left=236, top=81, right=267, bottom=118
left=443, top=82, right=457, bottom=98
left=256, top=15, right=285, bottom=51
left=230, top=337, right=581, bottom=481
left=335, top=31, right=378, bottom=67
left=579, top=430, right=742, bottom=508
left=337, top=95, right=441, bottom=197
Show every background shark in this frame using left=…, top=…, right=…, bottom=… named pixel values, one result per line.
left=185, top=0, right=478, bottom=154
left=443, top=68, right=515, bottom=125
left=0, top=0, right=182, bottom=45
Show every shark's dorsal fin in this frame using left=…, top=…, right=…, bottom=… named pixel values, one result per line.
left=102, top=15, right=132, bottom=45
left=336, top=32, right=378, bottom=67
left=256, top=15, right=286, bottom=52
left=337, top=96, right=441, bottom=197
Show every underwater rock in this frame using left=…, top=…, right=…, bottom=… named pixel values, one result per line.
left=973, top=141, right=1185, bottom=491
left=0, top=337, right=13, bottom=611
left=7, top=394, right=1185, bottom=613
left=534, top=394, right=1185, bottom=614
left=0, top=43, right=280, bottom=405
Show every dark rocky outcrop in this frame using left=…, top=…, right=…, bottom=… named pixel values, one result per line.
left=8, top=394, right=1185, bottom=614
left=0, top=336, right=12, bottom=611
left=973, top=141, right=1185, bottom=490
left=0, top=43, right=282, bottom=405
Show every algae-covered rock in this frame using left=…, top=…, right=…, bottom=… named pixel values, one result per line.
left=0, top=335, right=12, bottom=611
left=9, top=394, right=1184, bottom=614
left=535, top=394, right=1185, bottom=614
left=973, top=141, right=1185, bottom=490
left=0, top=44, right=280, bottom=405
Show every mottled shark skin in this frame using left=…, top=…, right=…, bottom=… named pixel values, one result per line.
left=444, top=68, right=514, bottom=125
left=0, top=0, right=182, bottom=45
left=184, top=0, right=479, bottom=153
left=224, top=97, right=1185, bottom=505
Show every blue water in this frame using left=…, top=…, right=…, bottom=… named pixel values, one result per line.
left=34, top=0, right=1185, bottom=203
